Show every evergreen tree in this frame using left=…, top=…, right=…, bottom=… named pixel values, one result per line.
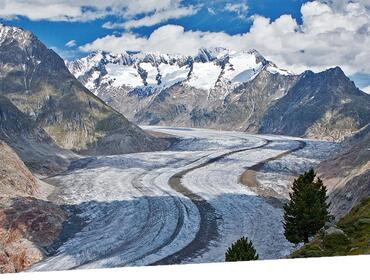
left=283, top=169, right=331, bottom=244
left=225, top=236, right=259, bottom=262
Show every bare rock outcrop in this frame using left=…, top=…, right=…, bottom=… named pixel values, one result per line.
left=0, top=141, right=66, bottom=273
left=318, top=125, right=370, bottom=218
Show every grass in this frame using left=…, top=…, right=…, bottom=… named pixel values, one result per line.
left=291, top=197, right=370, bottom=258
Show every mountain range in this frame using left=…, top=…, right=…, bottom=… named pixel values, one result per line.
left=68, top=49, right=370, bottom=141
left=0, top=23, right=369, bottom=272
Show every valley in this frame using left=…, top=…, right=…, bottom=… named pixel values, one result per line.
left=29, top=127, right=339, bottom=270
left=0, top=22, right=369, bottom=273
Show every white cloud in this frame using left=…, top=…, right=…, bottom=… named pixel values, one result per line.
left=80, top=1, right=370, bottom=76
left=0, top=0, right=192, bottom=22
left=103, top=5, right=199, bottom=30
left=50, top=46, right=81, bottom=60
left=80, top=25, right=241, bottom=55
left=207, top=7, right=216, bottom=15
left=65, top=40, right=77, bottom=47
left=362, top=86, right=370, bottom=93
left=224, top=2, right=249, bottom=19
left=322, top=0, right=370, bottom=10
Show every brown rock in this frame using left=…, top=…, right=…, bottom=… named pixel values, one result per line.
left=0, top=141, right=66, bottom=273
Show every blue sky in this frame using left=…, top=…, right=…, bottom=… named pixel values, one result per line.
left=1, top=0, right=370, bottom=92
left=1, top=0, right=307, bottom=59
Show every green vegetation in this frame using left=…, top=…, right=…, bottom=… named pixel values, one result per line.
left=96, top=113, right=130, bottom=132
left=225, top=236, right=259, bottom=262
left=291, top=197, right=370, bottom=258
left=283, top=169, right=331, bottom=244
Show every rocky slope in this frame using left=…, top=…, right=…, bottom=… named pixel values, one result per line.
left=0, top=24, right=167, bottom=155
left=69, top=49, right=370, bottom=141
left=0, top=140, right=66, bottom=273
left=0, top=95, right=73, bottom=175
left=318, top=125, right=370, bottom=218
left=259, top=67, right=370, bottom=141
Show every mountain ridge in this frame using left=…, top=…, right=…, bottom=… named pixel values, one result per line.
left=0, top=23, right=168, bottom=157
left=69, top=48, right=370, bottom=141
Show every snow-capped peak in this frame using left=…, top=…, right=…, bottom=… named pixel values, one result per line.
left=0, top=23, right=34, bottom=48
left=68, top=48, right=293, bottom=94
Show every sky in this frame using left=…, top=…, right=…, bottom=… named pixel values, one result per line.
left=1, top=0, right=370, bottom=92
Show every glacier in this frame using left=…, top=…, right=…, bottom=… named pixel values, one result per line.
left=29, top=127, right=339, bottom=271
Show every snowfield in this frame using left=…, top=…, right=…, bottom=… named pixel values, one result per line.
left=30, top=127, right=339, bottom=271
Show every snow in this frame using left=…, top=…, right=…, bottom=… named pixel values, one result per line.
left=361, top=86, right=370, bottom=94
left=68, top=52, right=105, bottom=80
left=223, top=51, right=263, bottom=83
left=105, top=63, right=144, bottom=88
left=187, top=62, right=222, bottom=90
left=139, top=62, right=158, bottom=86
left=0, top=24, right=33, bottom=48
left=30, top=126, right=338, bottom=271
left=158, top=63, right=190, bottom=87
left=84, top=70, right=101, bottom=92
left=267, top=65, right=293, bottom=76
left=68, top=48, right=297, bottom=95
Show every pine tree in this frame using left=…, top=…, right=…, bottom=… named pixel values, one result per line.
left=283, top=169, right=331, bottom=244
left=225, top=236, right=259, bottom=262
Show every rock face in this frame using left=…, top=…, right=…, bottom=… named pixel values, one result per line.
left=319, top=125, right=370, bottom=218
left=0, top=140, right=40, bottom=197
left=69, top=49, right=370, bottom=141
left=0, top=95, right=72, bottom=175
left=259, top=68, right=370, bottom=141
left=0, top=141, right=66, bottom=273
left=0, top=24, right=166, bottom=155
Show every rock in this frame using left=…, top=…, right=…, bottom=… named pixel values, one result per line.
left=0, top=24, right=167, bottom=156
left=345, top=192, right=353, bottom=200
left=325, top=226, right=346, bottom=236
left=0, top=141, right=66, bottom=273
left=355, top=218, right=370, bottom=226
left=318, top=124, right=370, bottom=219
left=0, top=197, right=66, bottom=273
left=324, top=219, right=336, bottom=229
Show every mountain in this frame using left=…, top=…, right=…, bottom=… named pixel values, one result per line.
left=319, top=124, right=370, bottom=218
left=69, top=49, right=370, bottom=141
left=0, top=95, right=74, bottom=175
left=0, top=24, right=167, bottom=155
left=0, top=140, right=66, bottom=273
left=259, top=67, right=370, bottom=141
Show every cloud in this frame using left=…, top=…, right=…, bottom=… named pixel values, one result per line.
left=103, top=4, right=199, bottom=30
left=80, top=1, right=370, bottom=76
left=224, top=2, right=249, bottom=19
left=322, top=0, right=370, bottom=10
left=362, top=86, right=370, bottom=94
left=207, top=7, right=216, bottom=15
left=0, top=0, right=192, bottom=22
left=50, top=46, right=81, bottom=60
left=80, top=25, right=241, bottom=55
left=65, top=40, right=77, bottom=47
